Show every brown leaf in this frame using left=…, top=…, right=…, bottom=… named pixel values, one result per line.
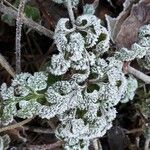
left=115, top=0, right=150, bottom=48
left=106, top=0, right=150, bottom=49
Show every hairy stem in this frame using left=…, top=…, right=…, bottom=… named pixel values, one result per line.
left=66, top=0, right=75, bottom=27
left=15, top=0, right=27, bottom=74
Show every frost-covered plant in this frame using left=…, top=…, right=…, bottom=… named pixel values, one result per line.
left=1, top=0, right=149, bottom=149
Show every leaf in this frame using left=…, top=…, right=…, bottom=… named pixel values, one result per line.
left=106, top=0, right=150, bottom=48
left=115, top=0, right=150, bottom=48
left=1, top=14, right=15, bottom=26
left=0, top=135, right=10, bottom=150
left=24, top=5, right=41, bottom=22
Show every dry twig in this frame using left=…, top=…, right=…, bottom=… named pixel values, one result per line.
left=128, top=66, right=150, bottom=84
left=0, top=53, right=15, bottom=77
left=0, top=118, right=33, bottom=133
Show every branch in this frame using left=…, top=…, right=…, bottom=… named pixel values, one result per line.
left=0, top=3, right=54, bottom=39
left=127, top=66, right=150, bottom=84
left=15, top=0, right=27, bottom=74
left=66, top=0, right=75, bottom=27
left=0, top=53, right=15, bottom=77
left=0, top=118, right=33, bottom=133
left=23, top=125, right=54, bottom=134
left=27, top=141, right=63, bottom=150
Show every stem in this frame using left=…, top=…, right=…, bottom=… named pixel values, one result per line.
left=128, top=66, right=150, bottom=84
left=15, top=0, right=27, bottom=74
left=66, top=0, right=75, bottom=27
left=0, top=118, right=33, bottom=133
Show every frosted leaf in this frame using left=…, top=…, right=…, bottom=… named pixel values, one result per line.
left=11, top=72, right=47, bottom=96
left=114, top=44, right=147, bottom=61
left=104, top=107, right=117, bottom=123
left=95, top=27, right=110, bottom=55
left=76, top=15, right=101, bottom=35
left=137, top=25, right=150, bottom=69
left=27, top=72, right=48, bottom=91
left=139, top=37, right=150, bottom=47
left=52, top=0, right=79, bottom=8
left=48, top=53, right=71, bottom=75
left=84, top=103, right=99, bottom=121
left=83, top=4, right=95, bottom=15
left=121, top=76, right=138, bottom=103
left=0, top=83, right=14, bottom=100
left=1, top=102, right=17, bottom=125
left=11, top=73, right=31, bottom=96
left=138, top=53, right=150, bottom=70
left=71, top=52, right=89, bottom=71
left=0, top=134, right=10, bottom=150
left=44, top=81, right=83, bottom=118
left=98, top=83, right=120, bottom=108
left=66, top=32, right=85, bottom=61
left=71, top=68, right=90, bottom=83
left=115, top=24, right=150, bottom=62
left=63, top=138, right=90, bottom=150
left=76, top=15, right=101, bottom=48
left=17, top=100, right=41, bottom=119
left=139, top=24, right=150, bottom=38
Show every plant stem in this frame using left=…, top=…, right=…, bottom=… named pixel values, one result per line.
left=66, top=0, right=75, bottom=27
left=0, top=53, right=15, bottom=77
left=0, top=118, right=33, bottom=133
left=128, top=66, right=150, bottom=84
left=15, top=0, right=27, bottom=74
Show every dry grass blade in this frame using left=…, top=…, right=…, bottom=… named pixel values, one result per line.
left=0, top=53, right=15, bottom=77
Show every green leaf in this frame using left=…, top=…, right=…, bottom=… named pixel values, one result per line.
left=24, top=5, right=41, bottom=22
left=1, top=15, right=15, bottom=26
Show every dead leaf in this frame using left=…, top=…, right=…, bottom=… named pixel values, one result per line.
left=106, top=0, right=150, bottom=49
left=115, top=0, right=150, bottom=48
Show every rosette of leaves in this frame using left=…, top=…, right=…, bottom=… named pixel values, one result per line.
left=0, top=12, right=139, bottom=150
left=49, top=14, right=110, bottom=83
left=46, top=14, right=138, bottom=149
